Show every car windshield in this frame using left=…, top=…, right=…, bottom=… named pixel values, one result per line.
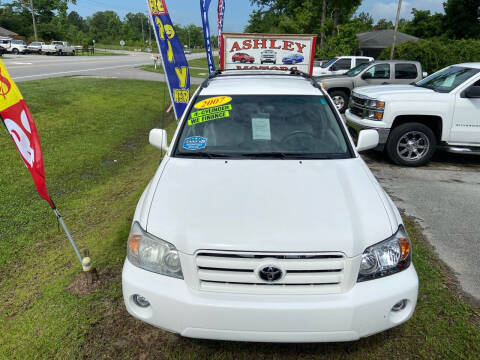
left=12, top=40, right=25, bottom=45
left=416, top=66, right=480, bottom=93
left=346, top=62, right=371, bottom=77
left=174, top=95, right=351, bottom=159
left=321, top=58, right=338, bottom=68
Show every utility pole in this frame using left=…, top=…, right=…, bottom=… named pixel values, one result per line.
left=29, top=0, right=38, bottom=41
left=390, top=0, right=402, bottom=60
left=141, top=15, right=145, bottom=51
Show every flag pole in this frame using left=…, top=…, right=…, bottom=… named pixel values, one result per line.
left=53, top=208, right=82, bottom=264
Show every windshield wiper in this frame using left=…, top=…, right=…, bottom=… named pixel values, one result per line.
left=176, top=152, right=234, bottom=159
left=242, top=152, right=336, bottom=159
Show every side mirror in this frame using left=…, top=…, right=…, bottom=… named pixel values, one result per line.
left=362, top=72, right=373, bottom=80
left=422, top=72, right=428, bottom=78
left=356, top=129, right=379, bottom=152
left=463, top=86, right=480, bottom=99
left=149, top=128, right=169, bottom=152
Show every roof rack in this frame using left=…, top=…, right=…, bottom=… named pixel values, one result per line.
left=200, top=68, right=323, bottom=91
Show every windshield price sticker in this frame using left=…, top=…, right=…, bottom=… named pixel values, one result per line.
left=191, top=104, right=232, bottom=119
left=183, top=136, right=207, bottom=150
left=188, top=104, right=232, bottom=126
left=194, top=96, right=232, bottom=109
left=251, top=114, right=271, bottom=140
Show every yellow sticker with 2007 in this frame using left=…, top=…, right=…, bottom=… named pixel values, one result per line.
left=194, top=96, right=232, bottom=109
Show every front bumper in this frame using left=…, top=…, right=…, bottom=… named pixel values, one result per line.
left=122, top=259, right=418, bottom=343
left=346, top=109, right=391, bottom=149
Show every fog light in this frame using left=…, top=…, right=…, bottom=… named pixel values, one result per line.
left=392, top=299, right=407, bottom=312
left=132, top=294, right=150, bottom=308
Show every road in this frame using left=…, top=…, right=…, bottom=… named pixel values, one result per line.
left=1, top=52, right=208, bottom=84
left=364, top=151, right=480, bottom=305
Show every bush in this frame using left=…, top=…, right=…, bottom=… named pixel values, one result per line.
left=379, top=38, right=480, bottom=74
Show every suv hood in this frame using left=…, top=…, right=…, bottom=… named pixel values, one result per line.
left=354, top=84, right=434, bottom=98
left=146, top=158, right=395, bottom=256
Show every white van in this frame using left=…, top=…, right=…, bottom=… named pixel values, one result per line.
left=313, top=56, right=374, bottom=76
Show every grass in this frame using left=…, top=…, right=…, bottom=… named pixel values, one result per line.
left=74, top=49, right=125, bottom=57
left=0, top=77, right=478, bottom=359
left=139, top=55, right=219, bottom=78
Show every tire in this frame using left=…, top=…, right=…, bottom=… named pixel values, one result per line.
left=241, top=59, right=246, bottom=63
left=292, top=60, right=296, bottom=65
left=72, top=50, right=75, bottom=56
left=38, top=50, right=42, bottom=55
left=12, top=48, right=19, bottom=55
left=329, top=90, right=349, bottom=113
left=58, top=50, right=63, bottom=56
left=386, top=122, right=437, bottom=167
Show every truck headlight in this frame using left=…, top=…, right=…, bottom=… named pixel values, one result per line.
left=357, top=225, right=411, bottom=282
left=127, top=222, right=183, bottom=279
left=366, top=100, right=385, bottom=109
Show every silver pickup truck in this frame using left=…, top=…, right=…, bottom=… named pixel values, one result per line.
left=316, top=60, right=426, bottom=113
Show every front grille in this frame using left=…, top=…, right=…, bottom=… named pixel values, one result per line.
left=195, top=251, right=348, bottom=294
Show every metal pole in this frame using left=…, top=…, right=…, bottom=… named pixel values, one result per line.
left=390, top=0, right=402, bottom=60
left=53, top=208, right=83, bottom=265
left=29, top=0, right=38, bottom=41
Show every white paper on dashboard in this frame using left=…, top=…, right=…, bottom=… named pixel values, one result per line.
left=251, top=114, right=271, bottom=140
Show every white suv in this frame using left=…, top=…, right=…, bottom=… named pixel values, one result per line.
left=122, top=70, right=418, bottom=342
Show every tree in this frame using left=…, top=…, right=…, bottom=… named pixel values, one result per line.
left=375, top=18, right=394, bottom=30
left=443, top=0, right=480, bottom=39
left=403, top=9, right=444, bottom=38
left=86, top=11, right=122, bottom=43
left=67, top=11, right=86, bottom=32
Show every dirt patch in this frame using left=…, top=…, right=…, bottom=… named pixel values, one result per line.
left=67, top=267, right=120, bottom=297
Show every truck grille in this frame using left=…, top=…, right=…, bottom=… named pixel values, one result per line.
left=349, top=95, right=367, bottom=117
left=195, top=251, right=348, bottom=294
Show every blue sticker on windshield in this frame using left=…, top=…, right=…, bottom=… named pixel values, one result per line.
left=320, top=98, right=327, bottom=104
left=183, top=136, right=207, bottom=150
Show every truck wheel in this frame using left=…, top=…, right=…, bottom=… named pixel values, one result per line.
left=12, top=48, right=19, bottom=55
left=58, top=50, right=63, bottom=56
left=386, top=122, right=436, bottom=167
left=329, top=90, right=348, bottom=113
left=72, top=50, right=75, bottom=56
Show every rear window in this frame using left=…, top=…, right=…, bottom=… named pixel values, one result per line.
left=174, top=95, right=351, bottom=159
left=334, top=59, right=352, bottom=70
left=356, top=58, right=371, bottom=65
left=395, top=64, right=418, bottom=79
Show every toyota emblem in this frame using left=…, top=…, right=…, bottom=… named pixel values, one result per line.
left=258, top=265, right=283, bottom=282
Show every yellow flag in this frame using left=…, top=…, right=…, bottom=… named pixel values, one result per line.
left=0, top=59, right=24, bottom=112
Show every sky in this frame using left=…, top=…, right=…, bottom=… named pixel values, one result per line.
left=4, top=0, right=446, bottom=32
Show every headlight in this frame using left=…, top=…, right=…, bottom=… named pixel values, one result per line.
left=357, top=225, right=411, bottom=282
left=127, top=222, right=183, bottom=279
left=366, top=100, right=385, bottom=109
left=366, top=110, right=384, bottom=120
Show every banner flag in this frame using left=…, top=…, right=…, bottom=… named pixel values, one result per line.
left=217, top=0, right=226, bottom=70
left=146, top=0, right=191, bottom=120
left=200, top=0, right=216, bottom=74
left=0, top=60, right=54, bottom=209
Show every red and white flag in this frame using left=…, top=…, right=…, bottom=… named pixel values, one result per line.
left=0, top=59, right=54, bottom=209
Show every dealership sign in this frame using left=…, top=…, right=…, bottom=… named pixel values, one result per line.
left=221, top=33, right=317, bottom=75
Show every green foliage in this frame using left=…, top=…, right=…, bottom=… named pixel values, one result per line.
left=444, top=0, right=480, bottom=39
left=374, top=18, right=394, bottom=30
left=379, top=38, right=480, bottom=74
left=403, top=9, right=445, bottom=38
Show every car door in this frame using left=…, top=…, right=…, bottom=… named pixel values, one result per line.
left=355, top=63, right=391, bottom=87
left=450, top=77, right=480, bottom=144
left=394, top=63, right=419, bottom=84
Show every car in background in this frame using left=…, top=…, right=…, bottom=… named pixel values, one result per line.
left=1, top=39, right=29, bottom=55
left=27, top=41, right=46, bottom=54
left=232, top=52, right=255, bottom=63
left=42, top=41, right=76, bottom=55
left=317, top=60, right=425, bottom=113
left=313, top=56, right=374, bottom=76
left=346, top=63, right=480, bottom=166
left=122, top=69, right=418, bottom=343
left=184, top=48, right=192, bottom=55
left=282, top=53, right=304, bottom=64
left=260, top=49, right=277, bottom=64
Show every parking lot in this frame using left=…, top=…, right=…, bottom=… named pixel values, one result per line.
left=363, top=150, right=480, bottom=304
